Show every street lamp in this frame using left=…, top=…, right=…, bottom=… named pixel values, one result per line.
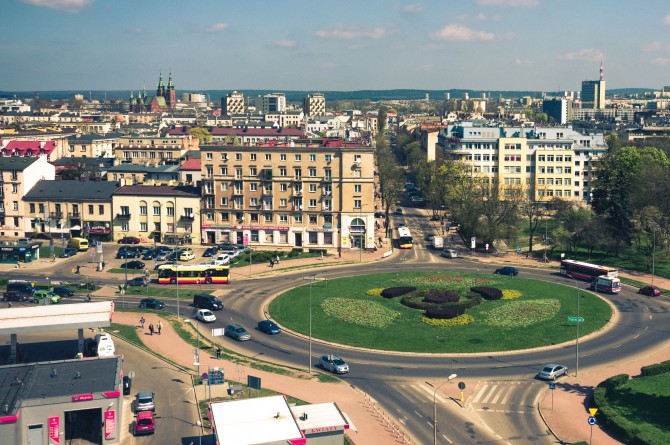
left=305, top=273, right=319, bottom=374
left=652, top=224, right=657, bottom=286
left=426, top=373, right=457, bottom=445
left=173, top=197, right=180, bottom=319
left=569, top=275, right=581, bottom=377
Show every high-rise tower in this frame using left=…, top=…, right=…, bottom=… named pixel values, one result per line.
left=581, top=61, right=606, bottom=109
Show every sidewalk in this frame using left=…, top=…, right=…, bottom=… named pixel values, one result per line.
left=111, top=310, right=406, bottom=445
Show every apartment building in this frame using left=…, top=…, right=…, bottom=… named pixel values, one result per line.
left=199, top=144, right=375, bottom=251
left=63, top=133, right=120, bottom=158
left=115, top=136, right=198, bottom=165
left=112, top=185, right=201, bottom=244
left=303, top=93, right=326, bottom=118
left=437, top=124, right=606, bottom=202
left=23, top=179, right=120, bottom=241
left=0, top=157, right=55, bottom=237
left=105, top=164, right=181, bottom=185
left=221, top=91, right=245, bottom=116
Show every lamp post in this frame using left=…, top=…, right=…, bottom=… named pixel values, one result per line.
left=426, top=374, right=457, bottom=445
left=570, top=275, right=580, bottom=377
left=305, top=273, right=318, bottom=374
left=652, top=224, right=657, bottom=286
left=173, top=197, right=180, bottom=319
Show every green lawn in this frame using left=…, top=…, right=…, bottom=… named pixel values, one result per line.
left=602, top=373, right=670, bottom=445
left=122, top=285, right=214, bottom=299
left=270, top=271, right=612, bottom=353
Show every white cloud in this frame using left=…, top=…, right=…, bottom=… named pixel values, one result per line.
left=19, top=0, right=92, bottom=13
left=271, top=39, right=297, bottom=48
left=477, top=12, right=487, bottom=20
left=431, top=24, right=513, bottom=41
left=643, top=41, right=670, bottom=52
left=650, top=57, right=670, bottom=65
left=205, top=23, right=229, bottom=33
left=476, top=0, right=540, bottom=6
left=662, top=14, right=670, bottom=25
left=559, top=48, right=604, bottom=61
left=514, top=58, right=533, bottom=65
left=415, top=64, right=434, bottom=72
left=315, top=24, right=394, bottom=40
left=401, top=3, right=423, bottom=14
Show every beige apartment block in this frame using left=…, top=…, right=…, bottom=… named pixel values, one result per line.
left=112, top=185, right=201, bottom=244
left=115, top=136, right=198, bottom=165
left=200, top=145, right=375, bottom=251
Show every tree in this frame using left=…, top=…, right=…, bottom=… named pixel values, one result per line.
left=189, top=127, right=212, bottom=143
left=376, top=144, right=404, bottom=237
left=632, top=206, right=667, bottom=272
left=377, top=106, right=387, bottom=135
left=520, top=190, right=544, bottom=255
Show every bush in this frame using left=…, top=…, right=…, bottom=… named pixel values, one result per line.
left=365, top=288, right=384, bottom=298
left=421, top=314, right=475, bottom=327
left=308, top=248, right=328, bottom=255
left=424, top=306, right=465, bottom=319
left=600, top=374, right=630, bottom=391
left=423, top=291, right=460, bottom=304
left=470, top=286, right=503, bottom=300
left=287, top=248, right=303, bottom=257
left=381, top=286, right=417, bottom=299
left=462, top=293, right=483, bottom=309
left=640, top=360, right=670, bottom=377
left=501, top=289, right=522, bottom=300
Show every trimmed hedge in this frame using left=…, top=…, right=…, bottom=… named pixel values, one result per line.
left=423, top=291, right=460, bottom=304
left=381, top=286, right=417, bottom=299
left=600, top=374, right=630, bottom=391
left=470, top=286, right=503, bottom=300
left=640, top=360, right=670, bottom=377
left=425, top=307, right=465, bottom=319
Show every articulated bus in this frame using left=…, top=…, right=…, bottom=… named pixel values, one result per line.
left=157, top=264, right=230, bottom=285
left=560, top=259, right=618, bottom=282
left=396, top=227, right=413, bottom=249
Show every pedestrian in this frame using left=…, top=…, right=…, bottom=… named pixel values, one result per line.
left=149, top=323, right=154, bottom=335
left=269, top=259, right=274, bottom=268
left=76, top=265, right=80, bottom=274
left=378, top=236, right=383, bottom=246
left=8, top=302, right=12, bottom=308
left=140, top=317, right=145, bottom=329
left=338, top=249, right=341, bottom=259
left=157, top=321, right=162, bottom=335
left=216, top=347, right=221, bottom=359
left=276, top=254, right=280, bottom=264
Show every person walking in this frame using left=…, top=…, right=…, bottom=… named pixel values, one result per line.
left=216, top=347, right=222, bottom=359
left=269, top=259, right=274, bottom=268
left=76, top=265, right=80, bottom=274
left=149, top=323, right=154, bottom=335
left=157, top=321, right=162, bottom=335
left=140, top=317, right=145, bottom=329
left=276, top=254, right=280, bottom=265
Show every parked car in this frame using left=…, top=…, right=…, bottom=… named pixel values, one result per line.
left=494, top=266, right=519, bottom=276
left=179, top=251, right=195, bottom=261
left=138, top=298, right=164, bottom=309
left=58, top=248, right=78, bottom=258
left=155, top=245, right=172, bottom=253
left=537, top=363, right=568, bottom=380
left=118, top=236, right=141, bottom=244
left=2, top=291, right=30, bottom=302
left=212, top=254, right=231, bottom=265
left=121, top=260, right=145, bottom=270
left=202, top=247, right=218, bottom=257
left=127, top=277, right=148, bottom=287
left=156, top=251, right=170, bottom=261
left=395, top=208, right=403, bottom=215
left=52, top=286, right=76, bottom=297
left=122, top=376, right=132, bottom=395
left=639, top=285, right=661, bottom=297
left=31, top=290, right=61, bottom=304
left=195, top=309, right=217, bottom=323
left=6, top=281, right=35, bottom=295
left=116, top=249, right=140, bottom=259
left=142, top=250, right=158, bottom=260
left=441, top=249, right=458, bottom=259
left=134, top=411, right=155, bottom=436
left=257, top=320, right=281, bottom=335
left=319, top=354, right=350, bottom=374
left=134, top=391, right=155, bottom=412
left=234, top=244, right=249, bottom=254
left=224, top=324, right=251, bottom=341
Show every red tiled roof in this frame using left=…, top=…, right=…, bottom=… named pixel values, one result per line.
left=180, top=158, right=201, bottom=171
left=1, top=140, right=56, bottom=156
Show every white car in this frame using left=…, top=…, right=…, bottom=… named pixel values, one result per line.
left=212, top=254, right=231, bottom=265
left=319, top=354, right=349, bottom=374
left=195, top=309, right=216, bottom=323
left=537, top=363, right=568, bottom=380
left=179, top=251, right=195, bottom=261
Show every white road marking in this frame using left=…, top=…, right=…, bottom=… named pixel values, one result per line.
left=442, top=434, right=453, bottom=443
left=633, top=334, right=640, bottom=339
left=472, top=384, right=488, bottom=403
left=612, top=344, right=622, bottom=349
left=415, top=384, right=449, bottom=404
left=480, top=384, right=498, bottom=404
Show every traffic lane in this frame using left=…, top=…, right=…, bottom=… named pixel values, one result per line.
left=116, top=337, right=201, bottom=445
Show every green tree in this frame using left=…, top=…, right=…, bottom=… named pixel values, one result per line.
left=377, top=106, right=387, bottom=134
left=376, top=144, right=404, bottom=237
left=189, top=127, right=212, bottom=143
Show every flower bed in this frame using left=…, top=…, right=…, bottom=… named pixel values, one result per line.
left=321, top=298, right=400, bottom=328
left=421, top=314, right=475, bottom=327
left=484, top=299, right=560, bottom=328
left=394, top=274, right=493, bottom=290
left=365, top=288, right=384, bottom=298
left=501, top=289, right=523, bottom=300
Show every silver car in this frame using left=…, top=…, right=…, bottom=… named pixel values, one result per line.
left=225, top=323, right=251, bottom=341
left=134, top=391, right=155, bottom=412
left=319, top=355, right=349, bottom=374
left=538, top=363, right=568, bottom=380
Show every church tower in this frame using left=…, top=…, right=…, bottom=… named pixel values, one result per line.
left=157, top=72, right=166, bottom=98
left=167, top=72, right=176, bottom=110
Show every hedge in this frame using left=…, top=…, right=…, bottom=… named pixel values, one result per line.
left=381, top=286, right=417, bottom=299
left=423, top=291, right=460, bottom=304
left=640, top=360, right=670, bottom=377
left=470, top=286, right=503, bottom=300
left=424, top=306, right=465, bottom=319
left=600, top=374, right=630, bottom=391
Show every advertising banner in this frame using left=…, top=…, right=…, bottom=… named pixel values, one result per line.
left=48, top=416, right=60, bottom=444
left=104, top=410, right=116, bottom=439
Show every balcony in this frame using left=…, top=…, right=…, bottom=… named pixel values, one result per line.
left=68, top=212, right=81, bottom=220
left=180, top=214, right=195, bottom=222
left=50, top=212, right=63, bottom=219
left=291, top=189, right=303, bottom=197
left=116, top=213, right=131, bottom=220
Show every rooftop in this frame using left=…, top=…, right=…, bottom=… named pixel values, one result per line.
left=0, top=156, right=40, bottom=171
left=113, top=185, right=200, bottom=197
left=23, top=179, right=120, bottom=201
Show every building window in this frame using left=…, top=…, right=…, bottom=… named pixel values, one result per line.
left=309, top=167, right=316, bottom=177
left=309, top=184, right=317, bottom=193
left=120, top=206, right=130, bottom=215
left=250, top=198, right=258, bottom=207
left=250, top=167, right=257, bottom=176
left=153, top=206, right=161, bottom=216
left=309, top=215, right=317, bottom=224
left=354, top=184, right=361, bottom=193
left=235, top=153, right=242, bottom=160
left=251, top=230, right=259, bottom=241
left=30, top=203, right=35, bottom=213
left=324, top=169, right=332, bottom=180
left=11, top=184, right=18, bottom=194
left=309, top=154, right=316, bottom=161
left=206, top=153, right=213, bottom=160
left=250, top=214, right=259, bottom=223
left=295, top=154, right=302, bottom=161
left=88, top=204, right=94, bottom=214
left=221, top=197, right=228, bottom=206
left=279, top=168, right=287, bottom=177
left=220, top=167, right=228, bottom=175
left=309, top=199, right=317, bottom=208
left=265, top=153, right=271, bottom=161
left=220, top=212, right=229, bottom=221
left=280, top=154, right=286, bottom=161
left=139, top=205, right=147, bottom=215
left=140, top=222, right=148, bottom=232
left=121, top=222, right=129, bottom=231
left=354, top=199, right=361, bottom=208
left=294, top=214, right=302, bottom=223
left=354, top=170, right=361, bottom=178
left=279, top=215, right=287, bottom=223
left=250, top=183, right=258, bottom=191
left=280, top=198, right=287, bottom=207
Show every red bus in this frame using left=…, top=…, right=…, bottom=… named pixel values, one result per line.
left=560, top=259, right=618, bottom=282
left=157, top=264, right=230, bottom=285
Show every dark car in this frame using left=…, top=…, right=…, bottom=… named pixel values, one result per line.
left=121, top=260, right=145, bottom=270
left=3, top=291, right=30, bottom=302
left=202, top=247, right=218, bottom=257
left=257, top=320, right=281, bottom=335
left=116, top=249, right=140, bottom=259
left=118, top=236, right=141, bottom=244
left=138, top=298, right=164, bottom=309
left=127, top=277, right=148, bottom=287
left=155, top=245, right=172, bottom=253
left=142, top=250, right=157, bottom=260
left=639, top=285, right=661, bottom=297
left=122, top=376, right=132, bottom=395
left=58, top=248, right=78, bottom=258
left=494, top=266, right=519, bottom=276
left=52, top=286, right=76, bottom=297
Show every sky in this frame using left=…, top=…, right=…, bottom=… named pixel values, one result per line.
left=2, top=0, right=670, bottom=93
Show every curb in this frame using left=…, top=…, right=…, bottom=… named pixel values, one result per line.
left=537, top=394, right=566, bottom=445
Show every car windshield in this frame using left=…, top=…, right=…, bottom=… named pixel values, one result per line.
left=542, top=366, right=554, bottom=372
left=202, top=311, right=213, bottom=316
left=138, top=397, right=153, bottom=404
left=235, top=328, right=246, bottom=333
left=333, top=358, right=346, bottom=365
left=137, top=418, right=153, bottom=426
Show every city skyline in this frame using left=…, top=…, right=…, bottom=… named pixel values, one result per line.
left=3, top=0, right=670, bottom=92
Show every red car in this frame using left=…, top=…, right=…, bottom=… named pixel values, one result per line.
left=118, top=236, right=141, bottom=244
left=134, top=411, right=155, bottom=435
left=638, top=286, right=661, bottom=297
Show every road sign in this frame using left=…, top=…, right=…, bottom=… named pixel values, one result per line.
left=589, top=408, right=598, bottom=416
left=516, top=246, right=522, bottom=254
left=568, top=316, right=585, bottom=323
left=458, top=382, right=466, bottom=390
left=588, top=416, right=597, bottom=425
left=549, top=383, right=556, bottom=390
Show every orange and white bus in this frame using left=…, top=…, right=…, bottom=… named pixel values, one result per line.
left=396, top=227, right=413, bottom=249
left=157, top=264, right=230, bottom=285
left=560, top=259, right=617, bottom=282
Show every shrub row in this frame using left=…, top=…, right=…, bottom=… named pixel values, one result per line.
left=423, top=291, right=460, bottom=304
left=401, top=291, right=483, bottom=311
left=421, top=314, right=475, bottom=327
left=424, top=307, right=465, bottom=319
left=600, top=374, right=630, bottom=391
left=365, top=288, right=384, bottom=298
left=470, top=286, right=503, bottom=300
left=307, top=248, right=328, bottom=255
left=381, top=287, right=417, bottom=298
left=640, top=360, right=670, bottom=377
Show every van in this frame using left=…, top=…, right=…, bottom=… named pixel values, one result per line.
left=7, top=281, right=36, bottom=295
left=591, top=275, right=621, bottom=294
left=93, top=332, right=116, bottom=357
left=193, top=293, right=223, bottom=311
left=69, top=237, right=89, bottom=252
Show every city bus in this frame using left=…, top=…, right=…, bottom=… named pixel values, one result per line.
left=590, top=275, right=622, bottom=294
left=157, top=264, right=230, bottom=285
left=396, top=227, right=413, bottom=249
left=560, top=259, right=618, bottom=282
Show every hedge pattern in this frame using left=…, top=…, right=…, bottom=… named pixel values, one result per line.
left=470, top=286, right=503, bottom=300
left=381, top=286, right=417, bottom=298
left=424, top=306, right=465, bottom=319
left=640, top=360, right=670, bottom=377
left=423, top=291, right=460, bottom=304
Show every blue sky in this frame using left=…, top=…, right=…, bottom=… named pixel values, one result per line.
left=3, top=0, right=670, bottom=92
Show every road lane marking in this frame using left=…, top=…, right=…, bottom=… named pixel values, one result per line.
left=415, top=384, right=449, bottom=404
left=612, top=344, right=622, bottom=349
left=472, top=384, right=488, bottom=403
left=442, top=434, right=453, bottom=443
left=481, top=384, right=498, bottom=404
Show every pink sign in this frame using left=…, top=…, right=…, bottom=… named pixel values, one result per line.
left=104, top=410, right=115, bottom=438
left=71, top=393, right=93, bottom=402
left=48, top=416, right=60, bottom=444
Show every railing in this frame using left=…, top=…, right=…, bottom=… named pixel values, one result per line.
left=50, top=212, right=63, bottom=219
left=116, top=213, right=131, bottom=220
left=68, top=212, right=81, bottom=219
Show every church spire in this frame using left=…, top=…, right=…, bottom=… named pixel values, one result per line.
left=168, top=72, right=174, bottom=90
left=599, top=59, right=604, bottom=81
